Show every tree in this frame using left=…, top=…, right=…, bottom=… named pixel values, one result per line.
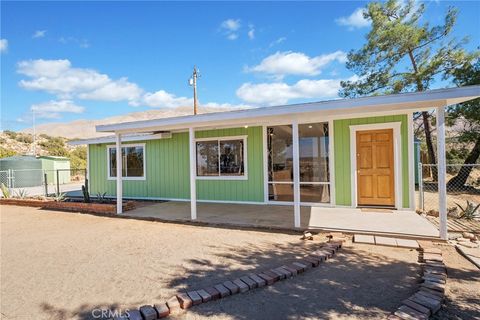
left=340, top=0, right=476, bottom=180
left=446, top=58, right=480, bottom=188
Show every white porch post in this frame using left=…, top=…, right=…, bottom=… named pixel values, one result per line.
left=115, top=132, right=123, bottom=214
left=189, top=127, right=197, bottom=220
left=437, top=106, right=448, bottom=240
left=292, top=121, right=301, bottom=228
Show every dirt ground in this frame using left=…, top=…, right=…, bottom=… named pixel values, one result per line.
left=0, top=205, right=477, bottom=320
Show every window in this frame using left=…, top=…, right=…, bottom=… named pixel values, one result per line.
left=196, top=137, right=246, bottom=178
left=298, top=122, right=330, bottom=203
left=267, top=123, right=330, bottom=203
left=108, top=144, right=145, bottom=179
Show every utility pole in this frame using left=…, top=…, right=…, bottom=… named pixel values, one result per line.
left=189, top=66, right=200, bottom=115
left=32, top=110, right=36, bottom=157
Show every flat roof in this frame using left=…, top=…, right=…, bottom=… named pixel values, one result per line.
left=95, top=86, right=480, bottom=135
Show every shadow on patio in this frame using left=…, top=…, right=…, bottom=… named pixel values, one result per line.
left=124, top=201, right=440, bottom=239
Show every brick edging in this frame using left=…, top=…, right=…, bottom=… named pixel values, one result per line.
left=389, top=247, right=447, bottom=320
left=110, top=237, right=347, bottom=319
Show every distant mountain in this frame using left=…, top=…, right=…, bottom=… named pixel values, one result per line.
left=21, top=105, right=245, bottom=140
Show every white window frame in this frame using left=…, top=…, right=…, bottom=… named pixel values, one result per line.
left=265, top=123, right=333, bottom=206
left=107, top=143, right=146, bottom=181
left=195, top=135, right=248, bottom=180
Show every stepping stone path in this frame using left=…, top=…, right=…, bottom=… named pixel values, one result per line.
left=389, top=246, right=447, bottom=320
left=109, top=235, right=346, bottom=319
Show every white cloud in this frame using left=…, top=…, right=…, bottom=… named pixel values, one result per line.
left=248, top=24, right=255, bottom=40
left=236, top=77, right=355, bottom=106
left=335, top=8, right=370, bottom=30
left=32, top=30, right=47, bottom=38
left=221, top=19, right=241, bottom=31
left=245, top=51, right=347, bottom=78
left=220, top=19, right=241, bottom=40
left=30, top=100, right=85, bottom=119
left=142, top=90, right=193, bottom=108
left=0, top=39, right=8, bottom=53
left=269, top=37, right=286, bottom=47
left=17, top=59, right=141, bottom=102
left=59, top=36, right=90, bottom=48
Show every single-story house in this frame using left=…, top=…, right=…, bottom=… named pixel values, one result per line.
left=71, top=85, right=480, bottom=239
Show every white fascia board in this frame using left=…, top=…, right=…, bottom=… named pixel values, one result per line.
left=69, top=132, right=172, bottom=145
left=96, top=85, right=480, bottom=134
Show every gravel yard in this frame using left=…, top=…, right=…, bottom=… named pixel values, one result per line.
left=1, top=205, right=471, bottom=320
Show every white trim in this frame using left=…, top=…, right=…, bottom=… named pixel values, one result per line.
left=262, top=125, right=269, bottom=203
left=69, top=132, right=172, bottom=146
left=328, top=119, right=335, bottom=205
left=115, top=133, right=123, bottom=214
left=189, top=127, right=197, bottom=220
left=195, top=135, right=248, bottom=180
left=407, top=113, right=415, bottom=210
left=86, top=145, right=90, bottom=185
left=292, top=121, right=301, bottom=228
left=436, top=106, right=448, bottom=240
left=106, top=143, right=146, bottom=181
left=96, top=86, right=479, bottom=134
left=349, top=122, right=403, bottom=209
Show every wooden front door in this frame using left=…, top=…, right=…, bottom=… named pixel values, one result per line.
left=356, top=129, right=395, bottom=207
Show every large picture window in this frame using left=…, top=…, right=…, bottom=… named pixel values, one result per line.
left=108, top=144, right=145, bottom=179
left=196, top=137, right=246, bottom=178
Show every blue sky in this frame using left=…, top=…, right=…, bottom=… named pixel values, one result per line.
left=1, top=1, right=479, bottom=131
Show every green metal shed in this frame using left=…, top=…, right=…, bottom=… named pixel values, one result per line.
left=38, top=156, right=71, bottom=184
left=0, top=155, right=43, bottom=187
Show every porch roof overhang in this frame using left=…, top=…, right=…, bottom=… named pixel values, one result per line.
left=95, top=85, right=480, bottom=135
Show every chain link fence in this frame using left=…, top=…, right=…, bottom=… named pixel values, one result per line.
left=0, top=168, right=86, bottom=198
left=417, top=163, right=480, bottom=217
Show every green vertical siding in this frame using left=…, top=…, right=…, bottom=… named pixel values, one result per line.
left=88, top=126, right=264, bottom=202
left=333, top=115, right=410, bottom=208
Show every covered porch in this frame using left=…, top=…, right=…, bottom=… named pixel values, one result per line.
left=124, top=201, right=440, bottom=239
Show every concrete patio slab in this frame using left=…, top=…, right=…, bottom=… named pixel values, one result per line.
left=123, top=201, right=440, bottom=239
left=353, top=234, right=375, bottom=244
left=396, top=239, right=420, bottom=249
left=375, top=236, right=397, bottom=247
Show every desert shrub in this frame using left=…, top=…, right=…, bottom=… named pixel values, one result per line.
left=0, top=147, right=16, bottom=158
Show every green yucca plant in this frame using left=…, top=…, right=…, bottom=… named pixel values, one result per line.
left=455, top=201, right=480, bottom=220
left=1, top=183, right=11, bottom=198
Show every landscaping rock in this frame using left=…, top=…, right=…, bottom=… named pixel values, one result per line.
left=462, top=232, right=476, bottom=240
left=214, top=284, right=231, bottom=297
left=292, top=261, right=309, bottom=271
left=395, top=305, right=428, bottom=320
left=139, top=305, right=157, bottom=320
left=303, top=256, right=320, bottom=267
left=176, top=292, right=193, bottom=309
left=240, top=275, right=257, bottom=289
left=274, top=267, right=292, bottom=278
left=257, top=272, right=275, bottom=285
left=269, top=268, right=286, bottom=280
left=402, top=299, right=431, bottom=317
left=154, top=303, right=170, bottom=318
left=166, top=296, right=181, bottom=314
left=127, top=310, right=143, bottom=320
left=263, top=270, right=280, bottom=282
left=411, top=294, right=441, bottom=313
left=187, top=291, right=202, bottom=305
left=247, top=274, right=266, bottom=287
left=196, top=289, right=212, bottom=303
left=233, top=279, right=249, bottom=293
left=223, top=280, right=240, bottom=294
left=204, top=287, right=221, bottom=300
left=281, top=265, right=298, bottom=276
left=421, top=281, right=445, bottom=293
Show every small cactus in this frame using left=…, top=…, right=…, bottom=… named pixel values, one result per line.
left=82, top=181, right=90, bottom=203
